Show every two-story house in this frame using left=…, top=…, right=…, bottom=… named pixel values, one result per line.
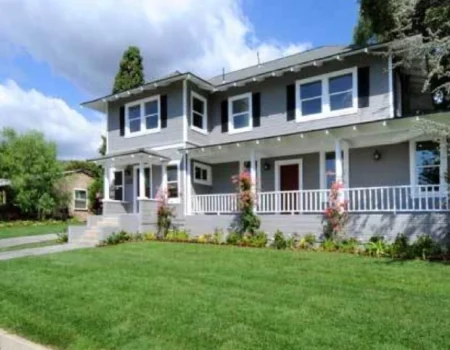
left=69, top=41, right=450, bottom=244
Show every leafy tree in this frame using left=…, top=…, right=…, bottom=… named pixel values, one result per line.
left=0, top=128, right=65, bottom=218
left=112, top=46, right=145, bottom=94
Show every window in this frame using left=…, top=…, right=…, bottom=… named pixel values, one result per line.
left=125, top=96, right=160, bottom=136
left=113, top=170, right=124, bottom=201
left=191, top=92, right=207, bottom=133
left=324, top=152, right=347, bottom=189
left=74, top=189, right=88, bottom=210
left=320, top=149, right=349, bottom=190
left=296, top=67, right=357, bottom=121
left=167, top=163, right=179, bottom=201
left=415, top=141, right=441, bottom=192
left=229, top=93, right=252, bottom=134
left=193, top=162, right=212, bottom=186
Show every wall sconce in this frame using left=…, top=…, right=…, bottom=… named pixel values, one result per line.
left=264, top=163, right=271, bottom=171
left=373, top=150, right=381, bottom=161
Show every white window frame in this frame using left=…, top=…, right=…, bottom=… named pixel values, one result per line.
left=319, top=147, right=350, bottom=190
left=296, top=67, right=358, bottom=122
left=167, top=160, right=181, bottom=204
left=190, top=92, right=208, bottom=134
left=409, top=138, right=448, bottom=198
left=73, top=188, right=88, bottom=211
left=112, top=169, right=125, bottom=201
left=228, top=92, right=253, bottom=134
left=125, top=95, right=161, bottom=137
left=193, top=162, right=212, bottom=186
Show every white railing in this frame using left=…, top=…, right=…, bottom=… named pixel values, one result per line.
left=190, top=185, right=450, bottom=214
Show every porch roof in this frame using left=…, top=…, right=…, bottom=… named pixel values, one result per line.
left=181, top=112, right=450, bottom=164
left=89, top=148, right=170, bottom=166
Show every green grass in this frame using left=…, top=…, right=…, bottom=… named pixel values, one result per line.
left=0, top=243, right=449, bottom=350
left=0, top=240, right=60, bottom=253
left=0, top=222, right=74, bottom=239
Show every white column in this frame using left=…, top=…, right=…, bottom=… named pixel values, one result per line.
left=185, top=154, right=192, bottom=215
left=250, top=149, right=257, bottom=212
left=139, top=160, right=146, bottom=199
left=388, top=54, right=394, bottom=118
left=335, top=139, right=343, bottom=184
left=103, top=163, right=110, bottom=200
left=162, top=162, right=168, bottom=196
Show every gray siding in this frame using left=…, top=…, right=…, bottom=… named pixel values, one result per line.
left=205, top=54, right=390, bottom=145
left=191, top=160, right=239, bottom=196
left=349, top=142, right=410, bottom=187
left=107, top=82, right=184, bottom=153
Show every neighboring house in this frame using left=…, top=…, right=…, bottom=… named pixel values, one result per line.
left=0, top=179, right=10, bottom=205
left=70, top=41, right=450, bottom=244
left=60, top=170, right=94, bottom=221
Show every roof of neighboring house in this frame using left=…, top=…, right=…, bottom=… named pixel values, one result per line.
left=82, top=41, right=390, bottom=112
left=63, top=169, right=95, bottom=178
left=0, top=179, right=11, bottom=187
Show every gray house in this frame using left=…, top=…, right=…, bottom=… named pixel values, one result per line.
left=69, top=41, right=450, bottom=244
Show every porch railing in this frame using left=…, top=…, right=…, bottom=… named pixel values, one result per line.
left=190, top=185, right=450, bottom=214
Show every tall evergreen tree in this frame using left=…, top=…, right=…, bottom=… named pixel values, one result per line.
left=112, top=46, right=145, bottom=94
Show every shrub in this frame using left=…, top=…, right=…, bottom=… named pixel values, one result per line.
left=390, top=233, right=410, bottom=259
left=166, top=229, right=190, bottom=242
left=272, top=230, right=287, bottom=250
left=103, top=230, right=132, bottom=245
left=298, top=233, right=317, bottom=250
left=232, top=171, right=260, bottom=235
left=287, top=233, right=300, bottom=249
left=323, top=181, right=348, bottom=240
left=212, top=229, right=224, bottom=245
left=197, top=234, right=213, bottom=244
left=226, top=231, right=241, bottom=245
left=338, top=238, right=360, bottom=254
left=156, top=188, right=175, bottom=239
left=365, top=236, right=387, bottom=257
left=56, top=231, right=68, bottom=243
left=321, top=239, right=338, bottom=252
left=411, top=234, right=435, bottom=260
left=249, top=231, right=268, bottom=248
left=144, top=232, right=157, bottom=241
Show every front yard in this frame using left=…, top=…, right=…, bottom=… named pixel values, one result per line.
left=0, top=242, right=449, bottom=349
left=0, top=220, right=79, bottom=239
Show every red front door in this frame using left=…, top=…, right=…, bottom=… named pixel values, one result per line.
left=279, top=164, right=300, bottom=212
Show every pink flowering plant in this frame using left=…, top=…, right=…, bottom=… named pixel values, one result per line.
left=323, top=181, right=349, bottom=240
left=231, top=171, right=260, bottom=235
left=156, top=187, right=175, bottom=239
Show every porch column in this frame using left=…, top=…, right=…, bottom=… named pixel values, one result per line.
left=162, top=162, right=168, bottom=196
left=185, top=154, right=192, bottom=215
left=250, top=149, right=257, bottom=213
left=335, top=139, right=343, bottom=184
left=139, top=159, right=146, bottom=198
left=103, top=162, right=111, bottom=200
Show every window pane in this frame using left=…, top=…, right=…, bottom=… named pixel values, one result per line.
left=417, top=167, right=440, bottom=185
left=75, top=190, right=86, bottom=200
left=114, top=187, right=123, bottom=201
left=114, top=171, right=123, bottom=186
left=195, top=167, right=201, bottom=180
left=301, top=98, right=322, bottom=116
left=193, top=97, right=204, bottom=114
left=130, top=119, right=141, bottom=133
left=128, top=105, right=141, bottom=119
left=300, top=81, right=322, bottom=99
left=330, top=91, right=353, bottom=111
left=74, top=199, right=86, bottom=210
left=232, top=98, right=249, bottom=114
left=146, top=115, right=158, bottom=129
left=145, top=100, right=158, bottom=115
left=202, top=169, right=207, bottom=180
left=168, top=183, right=178, bottom=198
left=329, top=74, right=353, bottom=94
left=416, top=141, right=440, bottom=166
left=193, top=112, right=203, bottom=129
left=233, top=113, right=250, bottom=129
left=167, top=165, right=178, bottom=182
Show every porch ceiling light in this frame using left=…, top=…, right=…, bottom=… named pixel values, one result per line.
left=264, top=163, right=271, bottom=171
left=373, top=150, right=381, bottom=161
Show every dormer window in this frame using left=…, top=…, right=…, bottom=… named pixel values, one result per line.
left=125, top=95, right=160, bottom=137
left=296, top=67, right=357, bottom=121
left=228, top=93, right=253, bottom=134
left=191, top=92, right=207, bottom=134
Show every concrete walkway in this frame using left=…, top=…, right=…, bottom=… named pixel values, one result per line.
left=0, top=234, right=58, bottom=248
left=0, top=243, right=95, bottom=261
left=0, top=328, right=52, bottom=349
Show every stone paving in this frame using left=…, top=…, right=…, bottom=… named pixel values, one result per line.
left=0, top=242, right=95, bottom=261
left=0, top=234, right=58, bottom=249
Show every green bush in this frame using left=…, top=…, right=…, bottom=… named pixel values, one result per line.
left=144, top=232, right=157, bottom=241
left=390, top=233, right=410, bottom=259
left=226, top=231, right=241, bottom=245
left=298, top=233, right=317, bottom=250
left=338, top=238, right=360, bottom=254
left=166, top=229, right=190, bottom=242
left=365, top=236, right=387, bottom=257
left=248, top=231, right=268, bottom=248
left=212, top=229, right=224, bottom=244
left=321, top=239, right=338, bottom=252
left=411, top=234, right=434, bottom=260
left=56, top=231, right=68, bottom=243
left=272, top=230, right=287, bottom=250
left=286, top=233, right=300, bottom=249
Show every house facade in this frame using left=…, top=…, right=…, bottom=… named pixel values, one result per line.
left=69, top=42, right=450, bottom=244
left=59, top=170, right=95, bottom=221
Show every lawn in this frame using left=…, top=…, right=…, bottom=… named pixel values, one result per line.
left=0, top=243, right=449, bottom=350
left=0, top=221, right=75, bottom=239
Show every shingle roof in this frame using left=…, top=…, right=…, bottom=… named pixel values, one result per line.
left=207, top=46, right=350, bottom=86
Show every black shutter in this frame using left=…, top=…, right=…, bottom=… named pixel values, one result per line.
left=160, top=95, right=168, bottom=128
left=252, top=92, right=261, bottom=127
left=358, top=67, right=370, bottom=108
left=286, top=84, right=296, bottom=121
left=119, top=106, right=125, bottom=136
left=221, top=100, right=228, bottom=133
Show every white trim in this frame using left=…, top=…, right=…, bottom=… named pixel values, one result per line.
left=228, top=92, right=253, bottom=134
left=105, top=102, right=109, bottom=154
left=409, top=137, right=448, bottom=197
left=295, top=67, right=358, bottom=122
left=192, top=161, right=212, bottom=186
left=190, top=91, right=208, bottom=134
left=151, top=143, right=185, bottom=151
left=274, top=159, right=303, bottom=192
left=319, top=147, right=350, bottom=189
left=167, top=160, right=181, bottom=204
left=183, top=79, right=188, bottom=142
left=388, top=55, right=394, bottom=118
left=73, top=188, right=88, bottom=211
left=395, top=71, right=402, bottom=117
left=133, top=165, right=152, bottom=214
left=185, top=154, right=192, bottom=215
left=124, top=95, right=161, bottom=138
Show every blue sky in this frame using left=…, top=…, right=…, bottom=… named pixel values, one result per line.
left=0, top=0, right=359, bottom=159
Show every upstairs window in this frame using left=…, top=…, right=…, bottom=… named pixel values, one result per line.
left=191, top=92, right=207, bottom=133
left=296, top=67, right=357, bottom=121
left=73, top=189, right=88, bottom=210
left=125, top=96, right=160, bottom=136
left=229, top=93, right=252, bottom=134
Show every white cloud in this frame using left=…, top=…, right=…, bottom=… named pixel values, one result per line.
left=0, top=0, right=311, bottom=97
left=0, top=80, right=103, bottom=159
